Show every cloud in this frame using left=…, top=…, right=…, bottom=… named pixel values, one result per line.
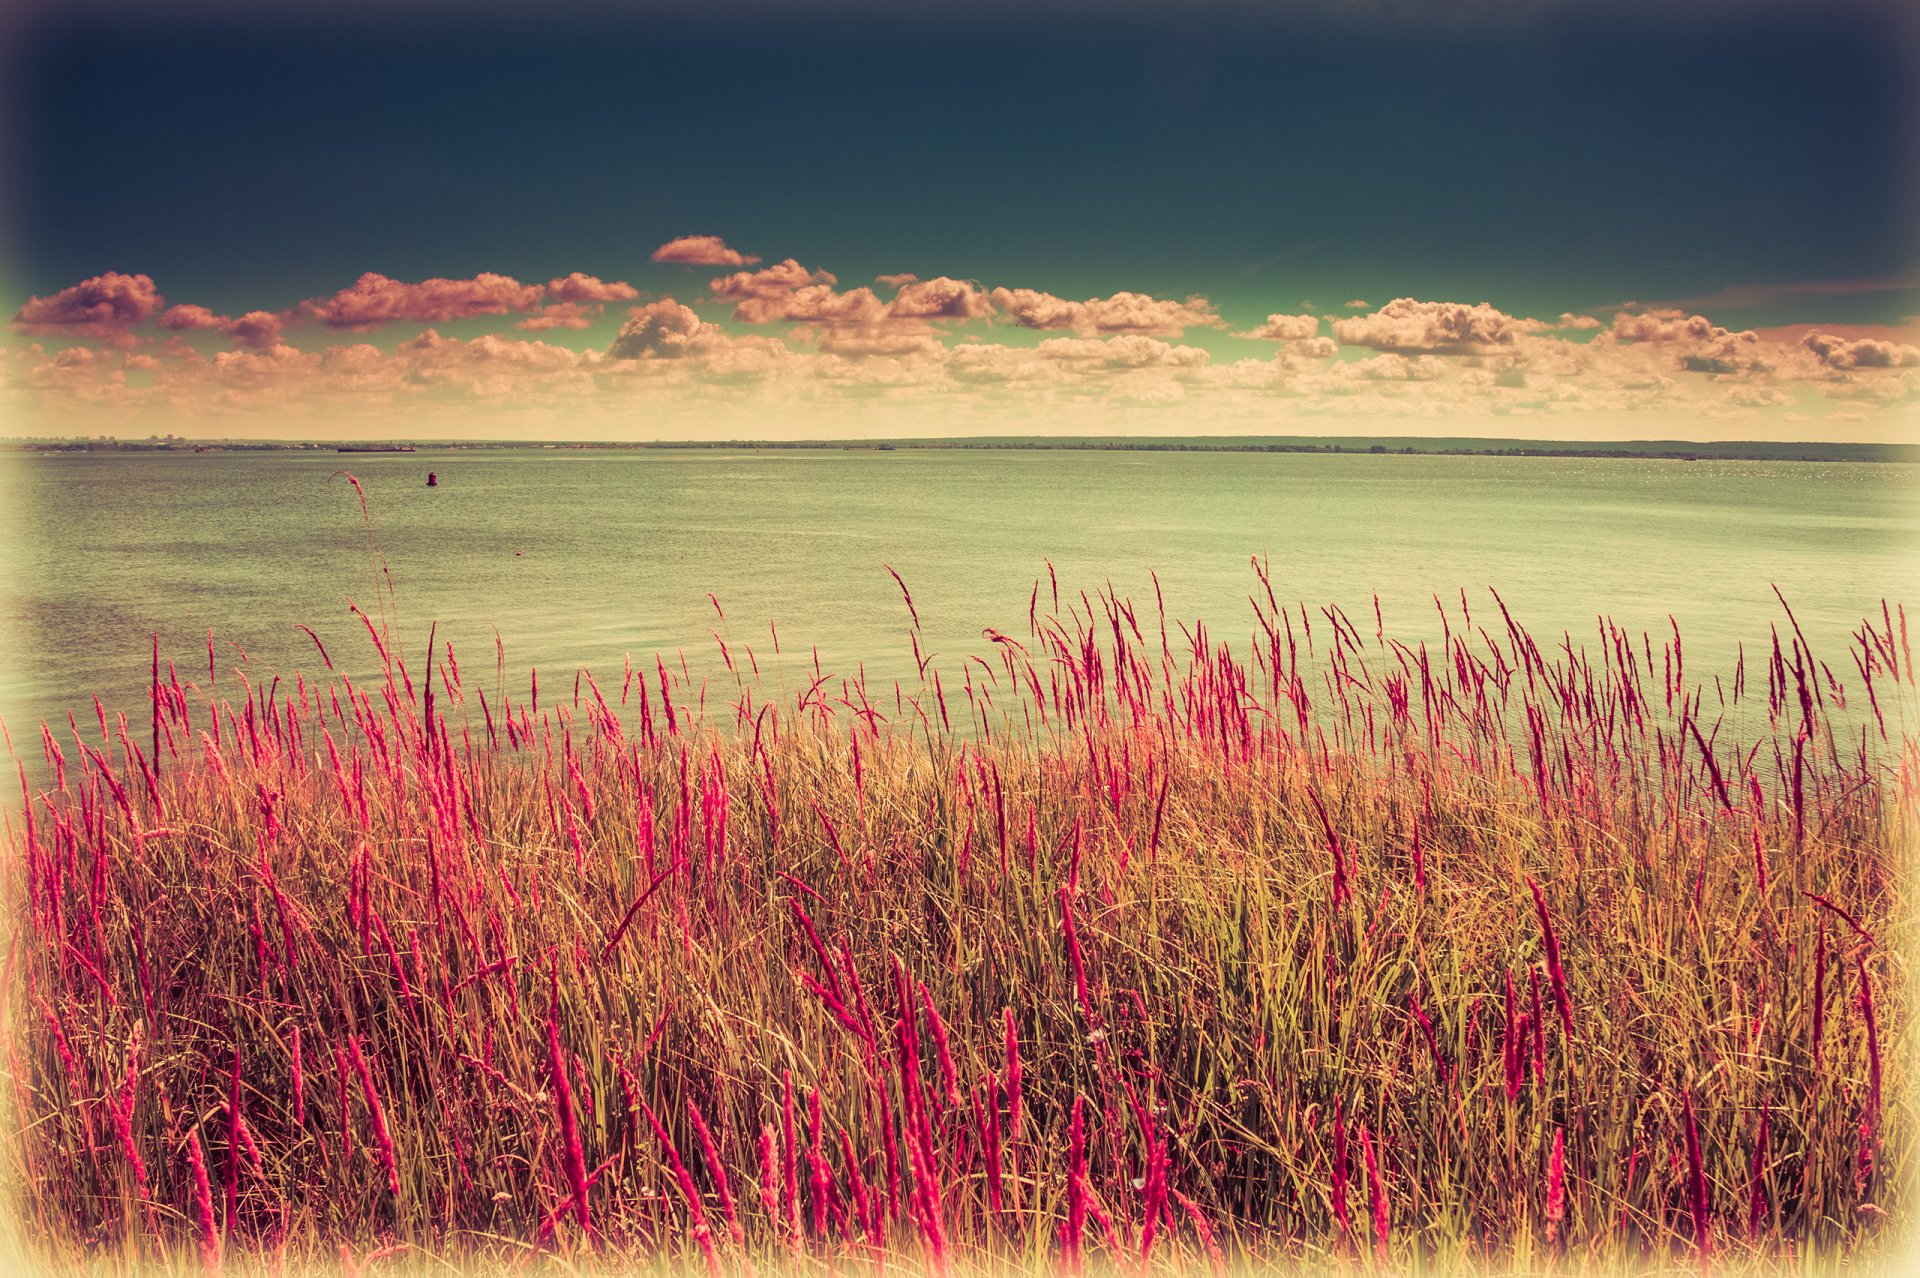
left=158, top=301, right=282, bottom=347
left=719, top=266, right=990, bottom=330
left=708, top=259, right=892, bottom=325
left=18, top=257, right=1918, bottom=436
left=651, top=235, right=762, bottom=267
left=888, top=277, right=994, bottom=321
left=1331, top=298, right=1544, bottom=353
left=517, top=302, right=600, bottom=331
left=748, top=285, right=889, bottom=326
left=546, top=272, right=639, bottom=302
left=683, top=342, right=794, bottom=386
left=1237, top=313, right=1320, bottom=342
left=1729, top=386, right=1793, bottom=408
left=1607, top=308, right=1732, bottom=344
left=1603, top=308, right=1774, bottom=377
left=989, top=288, right=1222, bottom=336
left=711, top=259, right=838, bottom=299
left=1816, top=370, right=1919, bottom=405
left=813, top=325, right=944, bottom=357
left=946, top=343, right=1047, bottom=384
left=158, top=303, right=229, bottom=331
left=1752, top=322, right=1920, bottom=347
left=402, top=328, right=585, bottom=371
left=317, top=342, right=389, bottom=390
left=224, top=328, right=595, bottom=405
left=1680, top=339, right=1772, bottom=376
left=608, top=299, right=708, bottom=359
left=1344, top=299, right=1370, bottom=309
left=1799, top=330, right=1920, bottom=370
left=1344, top=353, right=1448, bottom=381
left=11, top=272, right=164, bottom=336
left=296, top=271, right=545, bottom=330
left=807, top=350, right=947, bottom=389
left=1036, top=334, right=1209, bottom=370
left=1208, top=357, right=1295, bottom=391
left=227, top=311, right=284, bottom=349
left=206, top=342, right=313, bottom=393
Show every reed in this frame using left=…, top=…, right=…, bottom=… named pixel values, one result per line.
left=2, top=568, right=1912, bottom=1276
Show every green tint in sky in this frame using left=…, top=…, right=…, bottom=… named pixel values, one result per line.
left=9, top=3, right=1916, bottom=324
left=2, top=0, right=1916, bottom=441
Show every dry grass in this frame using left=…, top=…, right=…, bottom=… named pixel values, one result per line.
left=2, top=565, right=1911, bottom=1276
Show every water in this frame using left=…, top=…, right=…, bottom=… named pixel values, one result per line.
left=2, top=447, right=1916, bottom=751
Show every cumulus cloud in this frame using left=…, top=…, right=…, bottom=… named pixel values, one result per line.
left=18, top=257, right=1918, bottom=434
left=206, top=342, right=312, bottom=392
left=708, top=260, right=893, bottom=325
left=989, top=288, right=1222, bottom=336
left=706, top=258, right=984, bottom=331
left=651, top=235, right=761, bottom=267
left=1331, top=298, right=1544, bottom=354
left=1679, top=336, right=1771, bottom=376
left=946, top=343, right=1047, bottom=384
left=1729, top=386, right=1793, bottom=408
left=158, top=303, right=229, bottom=331
left=402, top=328, right=584, bottom=370
left=11, top=272, right=164, bottom=336
left=1206, top=357, right=1294, bottom=392
left=157, top=301, right=282, bottom=348
left=227, top=311, right=284, bottom=350
left=546, top=273, right=640, bottom=303
left=813, top=325, right=945, bottom=358
left=1233, top=314, right=1338, bottom=361
left=316, top=342, right=390, bottom=391
left=711, top=259, right=837, bottom=298
left=234, top=328, right=599, bottom=404
left=1037, top=335, right=1209, bottom=370
left=1344, top=353, right=1448, bottom=381
left=1800, top=330, right=1920, bottom=370
left=1236, top=313, right=1321, bottom=342
left=1817, top=370, right=1919, bottom=406
left=1607, top=309, right=1734, bottom=344
left=719, top=269, right=994, bottom=332
left=1602, top=309, right=1775, bottom=377
left=297, top=271, right=545, bottom=330
left=748, top=285, right=889, bottom=327
left=517, top=302, right=601, bottom=331
left=608, top=299, right=708, bottom=359
left=888, top=277, right=994, bottom=321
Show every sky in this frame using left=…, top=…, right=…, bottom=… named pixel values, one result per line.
left=2, top=0, right=1917, bottom=442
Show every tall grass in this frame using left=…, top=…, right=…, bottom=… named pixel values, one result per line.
left=2, top=562, right=1912, bottom=1275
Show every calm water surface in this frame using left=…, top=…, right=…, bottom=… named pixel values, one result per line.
left=2, top=448, right=1916, bottom=745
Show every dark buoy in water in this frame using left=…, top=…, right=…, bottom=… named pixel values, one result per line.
left=426, top=471, right=438, bottom=487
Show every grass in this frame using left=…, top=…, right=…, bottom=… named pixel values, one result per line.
left=2, top=560, right=1912, bottom=1276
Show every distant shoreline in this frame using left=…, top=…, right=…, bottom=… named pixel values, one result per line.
left=5, top=434, right=1916, bottom=464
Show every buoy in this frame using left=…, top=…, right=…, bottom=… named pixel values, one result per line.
left=426, top=471, right=438, bottom=487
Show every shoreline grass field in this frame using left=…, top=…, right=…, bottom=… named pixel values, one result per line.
left=3, top=569, right=1912, bottom=1275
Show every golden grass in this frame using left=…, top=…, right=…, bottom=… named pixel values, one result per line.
left=2, top=578, right=1912, bottom=1276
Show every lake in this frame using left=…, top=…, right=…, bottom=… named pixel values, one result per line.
left=2, top=447, right=1916, bottom=753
